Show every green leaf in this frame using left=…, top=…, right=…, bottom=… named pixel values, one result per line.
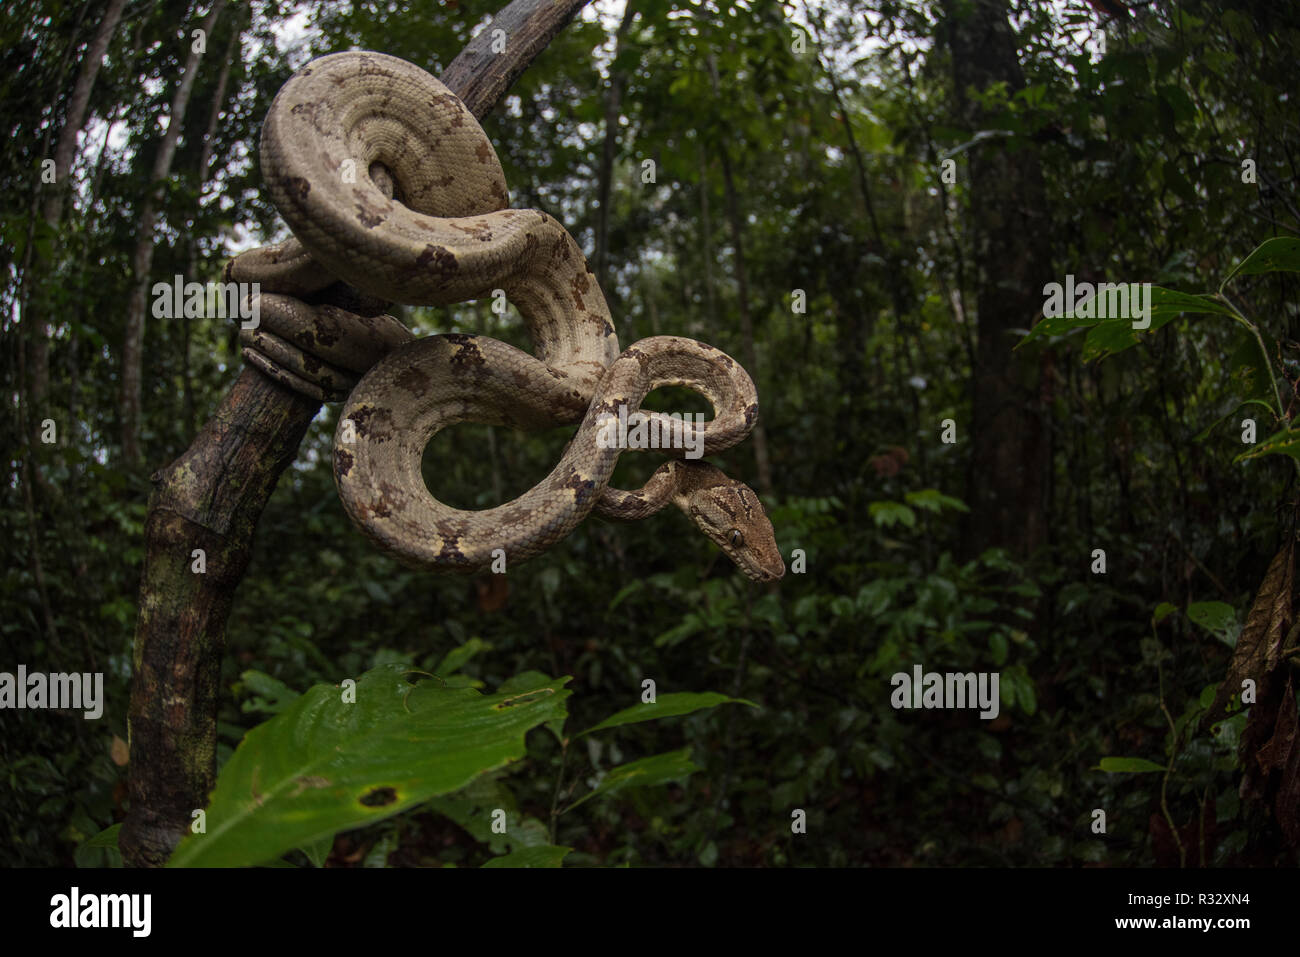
left=1016, top=311, right=1105, bottom=348
left=1151, top=602, right=1177, bottom=626
left=1017, top=675, right=1038, bottom=716
left=1096, top=757, right=1167, bottom=773
left=1186, top=601, right=1236, bottom=634
left=1186, top=601, right=1239, bottom=648
left=578, top=691, right=757, bottom=737
left=363, top=832, right=395, bottom=867
left=1081, top=287, right=1235, bottom=360
left=1235, top=427, right=1300, bottom=465
left=496, top=670, right=555, bottom=695
left=652, top=614, right=705, bottom=649
left=564, top=748, right=699, bottom=812
left=1227, top=327, right=1279, bottom=406
left=1019, top=285, right=1233, bottom=352
left=239, top=670, right=300, bottom=715
left=167, top=664, right=570, bottom=868
left=904, top=489, right=970, bottom=513
left=868, top=501, right=916, bottom=529
left=607, top=579, right=644, bottom=611
left=1194, top=399, right=1278, bottom=442
left=74, top=824, right=123, bottom=868
left=1220, top=236, right=1300, bottom=289
left=434, top=637, right=492, bottom=676
left=297, top=834, right=332, bottom=867
left=482, top=845, right=571, bottom=868
left=698, top=839, right=719, bottom=866
left=427, top=773, right=550, bottom=855
left=1159, top=85, right=1196, bottom=124
left=989, top=631, right=1008, bottom=666
left=498, top=671, right=565, bottom=741
left=1142, top=287, right=1235, bottom=320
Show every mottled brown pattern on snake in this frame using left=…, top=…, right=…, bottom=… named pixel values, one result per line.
left=231, top=51, right=783, bottom=581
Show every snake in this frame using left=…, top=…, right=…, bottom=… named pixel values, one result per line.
left=227, top=51, right=784, bottom=582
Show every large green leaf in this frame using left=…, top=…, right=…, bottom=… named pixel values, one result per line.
left=564, top=748, right=700, bottom=812
left=168, top=665, right=570, bottom=867
left=578, top=692, right=757, bottom=737
left=1220, top=236, right=1300, bottom=289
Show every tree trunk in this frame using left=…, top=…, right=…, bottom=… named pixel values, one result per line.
left=943, top=0, right=1054, bottom=560
left=705, top=56, right=774, bottom=496
left=120, top=0, right=227, bottom=467
left=593, top=0, right=638, bottom=293
left=121, top=0, right=594, bottom=868
left=184, top=15, right=243, bottom=435
left=29, top=0, right=129, bottom=411
left=697, top=145, right=718, bottom=331
left=717, top=144, right=775, bottom=497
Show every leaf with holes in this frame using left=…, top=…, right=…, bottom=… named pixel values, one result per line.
left=167, top=665, right=570, bottom=868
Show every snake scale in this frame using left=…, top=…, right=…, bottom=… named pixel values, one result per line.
left=228, top=51, right=783, bottom=582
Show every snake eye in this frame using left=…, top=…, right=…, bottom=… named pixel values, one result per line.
left=729, top=529, right=743, bottom=548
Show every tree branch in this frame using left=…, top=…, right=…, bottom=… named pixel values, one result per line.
left=121, top=0, right=593, bottom=868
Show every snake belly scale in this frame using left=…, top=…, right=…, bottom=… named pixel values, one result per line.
left=229, top=51, right=784, bottom=581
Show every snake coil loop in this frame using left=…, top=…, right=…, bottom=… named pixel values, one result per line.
left=228, top=52, right=783, bottom=581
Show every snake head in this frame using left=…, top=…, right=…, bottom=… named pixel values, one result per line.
left=687, top=480, right=785, bottom=582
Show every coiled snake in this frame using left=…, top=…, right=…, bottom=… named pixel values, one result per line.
left=228, top=52, right=783, bottom=581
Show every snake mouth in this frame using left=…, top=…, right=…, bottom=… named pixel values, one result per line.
left=743, top=556, right=786, bottom=583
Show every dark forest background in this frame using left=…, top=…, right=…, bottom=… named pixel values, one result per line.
left=3, top=0, right=1299, bottom=867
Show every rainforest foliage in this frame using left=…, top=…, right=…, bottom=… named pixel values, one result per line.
left=3, top=0, right=1299, bottom=867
